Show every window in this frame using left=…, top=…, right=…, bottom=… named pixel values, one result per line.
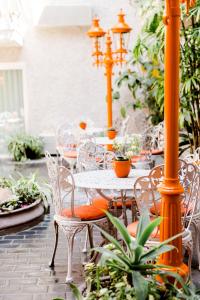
left=0, top=69, right=24, bottom=119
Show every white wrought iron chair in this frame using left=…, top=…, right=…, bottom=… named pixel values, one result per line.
left=141, top=121, right=164, bottom=160
left=148, top=159, right=196, bottom=215
left=184, top=147, right=200, bottom=171
left=56, top=122, right=78, bottom=171
left=45, top=152, right=108, bottom=283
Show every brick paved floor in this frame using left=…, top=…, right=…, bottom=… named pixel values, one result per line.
left=0, top=161, right=200, bottom=300
left=0, top=210, right=96, bottom=300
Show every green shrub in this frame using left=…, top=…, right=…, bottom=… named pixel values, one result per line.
left=7, top=133, right=44, bottom=162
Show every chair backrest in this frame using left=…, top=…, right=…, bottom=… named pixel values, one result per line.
left=142, top=121, right=164, bottom=153
left=77, top=141, right=114, bottom=171
left=134, top=175, right=159, bottom=217
left=183, top=171, right=200, bottom=229
left=120, top=116, right=130, bottom=136
left=46, top=150, right=76, bottom=217
left=149, top=160, right=199, bottom=229
left=45, top=151, right=61, bottom=214
left=149, top=159, right=189, bottom=192
left=58, top=165, right=76, bottom=217
left=184, top=147, right=200, bottom=170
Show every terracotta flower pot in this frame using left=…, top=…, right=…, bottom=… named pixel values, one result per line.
left=113, top=159, right=131, bottom=178
left=79, top=122, right=87, bottom=130
left=107, top=129, right=117, bottom=140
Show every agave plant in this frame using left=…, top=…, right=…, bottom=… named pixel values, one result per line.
left=70, top=211, right=200, bottom=300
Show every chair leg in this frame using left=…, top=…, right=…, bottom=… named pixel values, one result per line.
left=82, top=227, right=89, bottom=254
left=49, top=221, right=59, bottom=268
left=88, top=225, right=94, bottom=249
left=66, top=233, right=76, bottom=283
left=187, top=245, right=192, bottom=277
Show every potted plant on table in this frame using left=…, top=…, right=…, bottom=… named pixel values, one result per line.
left=113, top=136, right=141, bottom=178
left=79, top=121, right=87, bottom=130
left=107, top=127, right=117, bottom=140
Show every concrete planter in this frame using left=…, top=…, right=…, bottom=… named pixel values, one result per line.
left=0, top=199, right=45, bottom=235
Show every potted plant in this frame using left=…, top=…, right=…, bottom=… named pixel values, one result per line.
left=7, top=133, right=44, bottom=162
left=107, top=127, right=117, bottom=140
left=0, top=174, right=50, bottom=232
left=70, top=212, right=199, bottom=300
left=79, top=121, right=87, bottom=130
left=113, top=136, right=141, bottom=178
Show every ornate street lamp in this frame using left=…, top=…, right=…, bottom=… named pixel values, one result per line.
left=87, top=10, right=131, bottom=129
left=158, top=0, right=196, bottom=278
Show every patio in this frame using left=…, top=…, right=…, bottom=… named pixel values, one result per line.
left=0, top=0, right=200, bottom=299
left=0, top=163, right=199, bottom=300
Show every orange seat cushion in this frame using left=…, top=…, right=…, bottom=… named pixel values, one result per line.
left=61, top=204, right=107, bottom=221
left=131, top=155, right=146, bottom=163
left=127, top=219, right=160, bottom=239
left=140, top=149, right=164, bottom=155
left=92, top=197, right=133, bottom=208
left=150, top=202, right=186, bottom=216
left=63, top=151, right=77, bottom=159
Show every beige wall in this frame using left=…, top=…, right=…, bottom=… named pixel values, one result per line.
left=0, top=0, right=146, bottom=136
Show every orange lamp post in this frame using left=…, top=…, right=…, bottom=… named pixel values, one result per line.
left=158, top=0, right=196, bottom=278
left=87, top=10, right=131, bottom=130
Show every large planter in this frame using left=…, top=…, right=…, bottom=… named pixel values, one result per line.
left=113, top=159, right=131, bottom=178
left=0, top=199, right=45, bottom=235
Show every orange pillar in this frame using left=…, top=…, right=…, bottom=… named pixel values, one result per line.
left=158, top=0, right=188, bottom=278
left=104, top=33, right=113, bottom=129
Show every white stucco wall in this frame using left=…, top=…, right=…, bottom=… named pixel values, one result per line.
left=0, top=0, right=146, bottom=136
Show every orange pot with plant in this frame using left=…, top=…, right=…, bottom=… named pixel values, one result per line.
left=113, top=157, right=131, bottom=178
left=107, top=128, right=117, bottom=140
left=79, top=121, right=87, bottom=130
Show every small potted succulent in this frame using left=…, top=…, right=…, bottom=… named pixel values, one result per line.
left=113, top=136, right=141, bottom=178
left=107, top=127, right=117, bottom=140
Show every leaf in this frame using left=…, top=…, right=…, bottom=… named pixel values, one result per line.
left=136, top=209, right=151, bottom=241
left=97, top=226, right=128, bottom=258
left=94, top=247, right=131, bottom=269
left=104, top=211, right=132, bottom=252
left=70, top=283, right=83, bottom=300
left=120, top=106, right=127, bottom=119
left=112, top=91, right=120, bottom=100
left=132, top=271, right=148, bottom=300
left=137, top=217, right=162, bottom=246
left=140, top=244, right=175, bottom=262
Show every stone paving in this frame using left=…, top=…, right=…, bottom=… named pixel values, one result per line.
left=0, top=210, right=92, bottom=300
left=0, top=161, right=200, bottom=300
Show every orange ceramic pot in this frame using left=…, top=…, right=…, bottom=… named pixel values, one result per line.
left=113, top=159, right=131, bottom=178
left=107, top=129, right=117, bottom=140
left=79, top=122, right=87, bottom=130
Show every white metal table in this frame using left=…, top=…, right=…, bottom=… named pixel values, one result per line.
left=73, top=169, right=149, bottom=225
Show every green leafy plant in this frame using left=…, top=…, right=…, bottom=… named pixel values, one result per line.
left=0, top=174, right=49, bottom=212
left=70, top=211, right=200, bottom=300
left=114, top=0, right=200, bottom=153
left=7, top=133, right=44, bottom=161
left=113, top=136, right=141, bottom=160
